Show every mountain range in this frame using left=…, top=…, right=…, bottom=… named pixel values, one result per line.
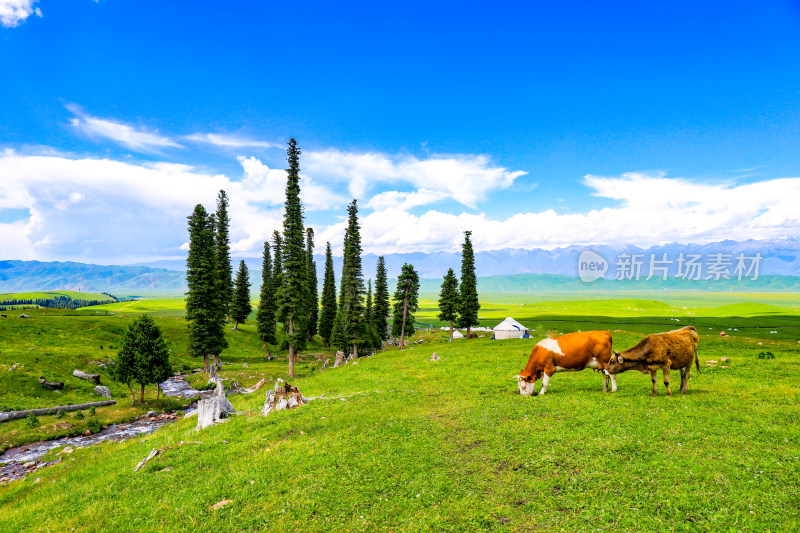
left=1, top=238, right=798, bottom=294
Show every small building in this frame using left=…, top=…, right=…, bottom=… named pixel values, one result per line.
left=492, top=317, right=528, bottom=340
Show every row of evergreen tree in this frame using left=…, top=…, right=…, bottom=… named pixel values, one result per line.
left=0, top=294, right=123, bottom=310
left=185, top=138, right=481, bottom=378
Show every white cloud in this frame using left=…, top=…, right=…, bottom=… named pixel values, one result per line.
left=331, top=172, right=800, bottom=255
left=0, top=0, right=41, bottom=28
left=0, top=151, right=344, bottom=263
left=67, top=104, right=181, bottom=151
left=366, top=189, right=449, bottom=211
left=304, top=149, right=527, bottom=209
left=237, top=156, right=347, bottom=211
left=184, top=133, right=281, bottom=149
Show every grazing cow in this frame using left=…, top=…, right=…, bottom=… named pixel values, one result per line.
left=515, top=331, right=615, bottom=396
left=603, top=326, right=700, bottom=397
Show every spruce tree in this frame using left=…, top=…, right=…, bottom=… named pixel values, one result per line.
left=215, top=190, right=233, bottom=323
left=457, top=230, right=480, bottom=339
left=278, top=138, right=309, bottom=377
left=306, top=227, right=319, bottom=341
left=318, top=242, right=337, bottom=346
left=186, top=204, right=227, bottom=372
left=365, top=279, right=373, bottom=325
left=272, top=230, right=284, bottom=325
left=372, top=256, right=390, bottom=340
left=112, top=315, right=172, bottom=404
left=256, top=241, right=277, bottom=349
left=392, top=263, right=419, bottom=349
left=231, top=260, right=252, bottom=330
left=330, top=200, right=366, bottom=356
left=438, top=268, right=460, bottom=341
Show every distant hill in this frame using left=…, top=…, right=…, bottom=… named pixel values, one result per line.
left=133, top=237, right=800, bottom=279
left=0, top=260, right=185, bottom=294
left=2, top=260, right=798, bottom=297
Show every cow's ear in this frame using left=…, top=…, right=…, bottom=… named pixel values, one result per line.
left=613, top=350, right=620, bottom=357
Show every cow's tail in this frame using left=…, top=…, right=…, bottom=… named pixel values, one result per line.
left=694, top=344, right=701, bottom=374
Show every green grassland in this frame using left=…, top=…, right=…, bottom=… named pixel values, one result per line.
left=0, top=294, right=798, bottom=531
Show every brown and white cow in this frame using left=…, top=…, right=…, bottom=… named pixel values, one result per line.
left=603, top=326, right=700, bottom=397
left=515, top=331, right=615, bottom=396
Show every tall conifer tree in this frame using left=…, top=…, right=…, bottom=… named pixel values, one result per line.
left=392, top=263, right=419, bottom=349
left=256, top=241, right=277, bottom=349
left=186, top=204, right=227, bottom=372
left=457, top=230, right=480, bottom=339
left=272, top=230, right=285, bottom=325
left=278, top=138, right=309, bottom=377
left=215, top=190, right=233, bottom=323
left=372, top=256, right=390, bottom=340
left=306, top=227, right=319, bottom=341
left=318, top=242, right=337, bottom=346
left=330, top=200, right=366, bottom=356
left=365, top=279, right=373, bottom=325
left=438, top=268, right=460, bottom=341
left=231, top=260, right=252, bottom=330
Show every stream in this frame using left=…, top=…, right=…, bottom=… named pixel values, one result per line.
left=0, top=375, right=207, bottom=484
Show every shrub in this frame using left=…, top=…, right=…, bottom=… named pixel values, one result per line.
left=25, top=413, right=39, bottom=428
left=757, top=351, right=775, bottom=360
left=74, top=411, right=86, bottom=420
left=55, top=409, right=65, bottom=419
left=87, top=418, right=102, bottom=433
left=89, top=407, right=96, bottom=416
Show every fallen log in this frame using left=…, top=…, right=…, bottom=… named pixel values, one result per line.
left=0, top=400, right=117, bottom=423
left=39, top=376, right=64, bottom=390
left=226, top=378, right=266, bottom=395
left=73, top=369, right=101, bottom=385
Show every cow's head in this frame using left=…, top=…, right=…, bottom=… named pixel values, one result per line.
left=603, top=350, right=624, bottom=375
left=515, top=367, right=542, bottom=396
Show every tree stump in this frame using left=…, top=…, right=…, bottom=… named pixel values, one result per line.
left=195, top=368, right=234, bottom=431
left=333, top=351, right=345, bottom=368
left=262, top=379, right=306, bottom=416
left=73, top=369, right=101, bottom=385
left=320, top=358, right=330, bottom=372
left=39, top=376, right=64, bottom=390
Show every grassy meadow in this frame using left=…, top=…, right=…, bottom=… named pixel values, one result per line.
left=0, top=292, right=798, bottom=531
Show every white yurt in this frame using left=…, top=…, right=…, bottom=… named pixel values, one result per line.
left=450, top=329, right=465, bottom=339
left=492, top=317, right=528, bottom=340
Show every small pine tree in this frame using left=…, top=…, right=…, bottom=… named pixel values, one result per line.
left=438, top=268, right=460, bottom=341
left=372, top=256, right=390, bottom=340
left=457, top=230, right=480, bottom=339
left=231, top=260, right=252, bottom=330
left=365, top=279, right=373, bottom=325
left=306, top=228, right=319, bottom=341
left=256, top=241, right=277, bottom=349
left=392, top=263, right=420, bottom=349
left=318, top=242, right=337, bottom=346
left=112, top=315, right=172, bottom=403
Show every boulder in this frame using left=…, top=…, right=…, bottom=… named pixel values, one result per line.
left=93, top=385, right=112, bottom=398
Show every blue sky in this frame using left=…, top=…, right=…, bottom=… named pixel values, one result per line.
left=1, top=0, right=800, bottom=264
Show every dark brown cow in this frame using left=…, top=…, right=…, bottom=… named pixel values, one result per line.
left=516, top=331, right=615, bottom=396
left=604, top=326, right=700, bottom=397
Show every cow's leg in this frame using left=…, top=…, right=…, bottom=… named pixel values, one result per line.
left=610, top=373, right=618, bottom=392
left=663, top=367, right=672, bottom=397
left=602, top=372, right=609, bottom=392
left=651, top=370, right=658, bottom=397
left=538, top=373, right=552, bottom=395
left=680, top=366, right=690, bottom=395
